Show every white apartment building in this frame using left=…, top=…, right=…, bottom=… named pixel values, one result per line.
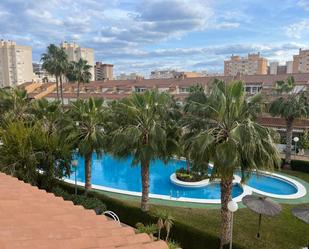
left=60, top=42, right=95, bottom=80
left=0, top=40, right=33, bottom=88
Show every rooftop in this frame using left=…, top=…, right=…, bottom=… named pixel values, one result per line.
left=0, top=172, right=167, bottom=249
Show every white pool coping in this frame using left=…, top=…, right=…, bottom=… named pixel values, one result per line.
left=63, top=161, right=307, bottom=204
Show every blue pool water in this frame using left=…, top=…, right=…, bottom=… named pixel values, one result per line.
left=69, top=154, right=243, bottom=199
left=68, top=154, right=297, bottom=200
left=236, top=172, right=297, bottom=195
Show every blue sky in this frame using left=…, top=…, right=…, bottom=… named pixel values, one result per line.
left=1, top=0, right=309, bottom=76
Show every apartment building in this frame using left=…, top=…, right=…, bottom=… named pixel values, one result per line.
left=293, top=48, right=309, bottom=73
left=32, top=63, right=56, bottom=83
left=0, top=40, right=33, bottom=88
left=115, top=73, right=144, bottom=80
left=60, top=42, right=95, bottom=80
left=150, top=70, right=179, bottom=79
left=224, top=53, right=268, bottom=76
left=94, top=62, right=113, bottom=81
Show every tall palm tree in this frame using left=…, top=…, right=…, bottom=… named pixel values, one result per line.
left=41, top=45, right=69, bottom=105
left=269, top=76, right=309, bottom=168
left=184, top=80, right=280, bottom=248
left=108, top=90, right=179, bottom=212
left=69, top=59, right=92, bottom=99
left=64, top=97, right=107, bottom=193
left=41, top=44, right=60, bottom=100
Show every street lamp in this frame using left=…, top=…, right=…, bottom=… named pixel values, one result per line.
left=228, top=200, right=239, bottom=249
left=71, top=159, right=78, bottom=195
left=293, top=136, right=299, bottom=156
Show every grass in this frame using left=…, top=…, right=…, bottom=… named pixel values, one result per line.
left=98, top=169, right=309, bottom=249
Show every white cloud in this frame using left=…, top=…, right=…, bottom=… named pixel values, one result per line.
left=286, top=19, right=309, bottom=39
left=298, top=0, right=309, bottom=10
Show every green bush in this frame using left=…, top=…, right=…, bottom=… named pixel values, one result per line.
left=290, top=159, right=309, bottom=173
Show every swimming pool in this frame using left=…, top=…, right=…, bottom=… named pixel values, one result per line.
left=66, top=153, right=306, bottom=203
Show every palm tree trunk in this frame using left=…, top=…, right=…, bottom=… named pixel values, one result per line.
left=220, top=177, right=233, bottom=249
left=55, top=76, right=59, bottom=100
left=141, top=160, right=150, bottom=212
left=284, top=118, right=294, bottom=169
left=84, top=153, right=92, bottom=195
left=77, top=81, right=80, bottom=99
left=59, top=75, right=64, bottom=106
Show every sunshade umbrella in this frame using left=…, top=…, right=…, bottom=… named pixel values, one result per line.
left=291, top=206, right=309, bottom=249
left=242, top=195, right=282, bottom=238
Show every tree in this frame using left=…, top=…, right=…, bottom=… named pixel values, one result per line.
left=108, top=90, right=179, bottom=212
left=30, top=98, right=62, bottom=134
left=41, top=44, right=69, bottom=105
left=68, top=59, right=92, bottom=99
left=0, top=88, right=30, bottom=123
left=41, top=44, right=60, bottom=100
left=64, top=97, right=107, bottom=194
left=0, top=121, right=38, bottom=184
left=184, top=80, right=280, bottom=248
left=269, top=76, right=309, bottom=167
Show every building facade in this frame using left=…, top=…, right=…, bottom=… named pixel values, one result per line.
left=293, top=48, right=309, bottom=73
left=60, top=42, right=95, bottom=80
left=115, top=73, right=144, bottom=80
left=0, top=40, right=33, bottom=88
left=224, top=53, right=268, bottom=76
left=94, top=62, right=113, bottom=81
left=32, top=63, right=56, bottom=83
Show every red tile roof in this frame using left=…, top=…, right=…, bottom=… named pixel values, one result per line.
left=0, top=173, right=168, bottom=249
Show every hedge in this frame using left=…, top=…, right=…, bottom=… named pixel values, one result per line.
left=290, top=159, right=309, bottom=173
left=46, top=179, right=245, bottom=249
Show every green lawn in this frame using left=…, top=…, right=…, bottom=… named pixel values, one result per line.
left=107, top=170, right=309, bottom=249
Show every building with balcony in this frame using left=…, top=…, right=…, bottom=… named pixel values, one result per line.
left=60, top=42, right=95, bottom=80
left=94, top=62, right=113, bottom=81
left=293, top=48, right=309, bottom=73
left=0, top=40, right=33, bottom=88
left=224, top=53, right=268, bottom=76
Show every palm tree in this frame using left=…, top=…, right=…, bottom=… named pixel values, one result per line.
left=184, top=80, right=280, bottom=248
left=0, top=88, right=30, bottom=123
left=41, top=44, right=69, bottom=105
left=64, top=97, right=107, bottom=193
left=108, top=90, right=179, bottom=212
left=69, top=59, right=92, bottom=99
left=269, top=76, right=309, bottom=168
left=41, top=44, right=60, bottom=100
left=30, top=98, right=62, bottom=134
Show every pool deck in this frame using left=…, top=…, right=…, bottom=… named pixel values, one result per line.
left=86, top=171, right=309, bottom=209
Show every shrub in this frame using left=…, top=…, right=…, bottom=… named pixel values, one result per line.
left=290, top=159, right=309, bottom=173
left=176, top=167, right=208, bottom=182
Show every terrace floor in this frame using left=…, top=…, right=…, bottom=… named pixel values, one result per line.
left=0, top=172, right=167, bottom=249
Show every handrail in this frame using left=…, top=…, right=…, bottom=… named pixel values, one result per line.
left=103, top=210, right=120, bottom=224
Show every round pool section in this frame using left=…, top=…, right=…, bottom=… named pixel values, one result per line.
left=65, top=153, right=306, bottom=203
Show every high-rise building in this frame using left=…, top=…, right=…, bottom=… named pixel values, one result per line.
left=269, top=62, right=279, bottom=75
left=94, top=62, right=113, bottom=81
left=224, top=53, right=268, bottom=76
left=60, top=42, right=95, bottom=80
left=32, top=63, right=56, bottom=83
left=0, top=40, right=33, bottom=88
left=293, top=48, right=309, bottom=73
left=286, top=61, right=293, bottom=74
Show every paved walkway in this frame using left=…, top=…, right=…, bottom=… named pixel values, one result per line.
left=0, top=173, right=167, bottom=249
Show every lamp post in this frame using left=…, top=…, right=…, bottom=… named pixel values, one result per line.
left=71, top=159, right=78, bottom=195
left=293, top=136, right=299, bottom=156
left=228, top=200, right=239, bottom=249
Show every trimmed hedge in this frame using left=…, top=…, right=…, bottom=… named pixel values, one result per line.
left=290, top=159, right=309, bottom=173
left=50, top=179, right=245, bottom=249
